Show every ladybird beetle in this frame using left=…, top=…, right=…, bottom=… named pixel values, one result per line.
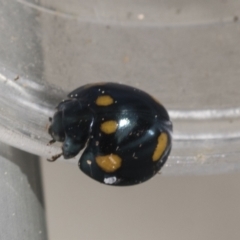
left=48, top=83, right=172, bottom=186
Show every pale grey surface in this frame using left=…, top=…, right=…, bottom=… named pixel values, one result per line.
left=0, top=1, right=239, bottom=239
left=0, top=0, right=240, bottom=175
left=42, top=159, right=240, bottom=240
left=0, top=142, right=47, bottom=240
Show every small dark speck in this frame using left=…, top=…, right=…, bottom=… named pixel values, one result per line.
left=176, top=9, right=181, bottom=14
left=14, top=75, right=19, bottom=81
left=127, top=12, right=132, bottom=19
left=233, top=16, right=238, bottom=22
left=106, top=25, right=111, bottom=29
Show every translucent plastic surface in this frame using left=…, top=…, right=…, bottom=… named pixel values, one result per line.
left=0, top=0, right=240, bottom=175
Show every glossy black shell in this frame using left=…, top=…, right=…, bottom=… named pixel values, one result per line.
left=48, top=83, right=172, bottom=186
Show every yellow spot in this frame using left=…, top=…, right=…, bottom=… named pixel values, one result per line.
left=152, top=132, right=168, bottom=161
left=96, top=154, right=122, bottom=172
left=96, top=95, right=114, bottom=106
left=101, top=120, right=118, bottom=134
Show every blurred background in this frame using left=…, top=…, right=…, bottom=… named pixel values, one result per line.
left=0, top=0, right=240, bottom=239
left=41, top=160, right=240, bottom=240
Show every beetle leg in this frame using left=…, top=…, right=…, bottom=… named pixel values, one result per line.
left=47, top=139, right=56, bottom=145
left=47, top=153, right=63, bottom=162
